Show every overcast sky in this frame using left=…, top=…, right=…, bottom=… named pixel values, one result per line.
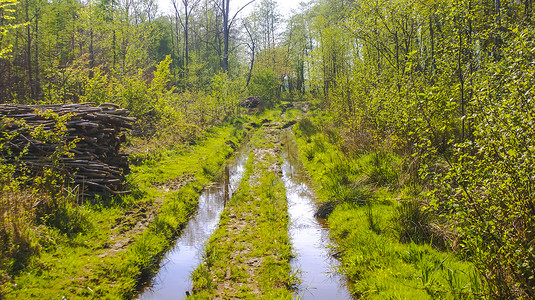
left=157, top=0, right=304, bottom=19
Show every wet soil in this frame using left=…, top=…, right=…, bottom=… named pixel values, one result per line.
left=281, top=131, right=352, bottom=299
left=205, top=122, right=285, bottom=298
left=136, top=146, right=249, bottom=299
left=135, top=114, right=351, bottom=299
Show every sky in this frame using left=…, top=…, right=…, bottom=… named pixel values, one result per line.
left=156, top=0, right=304, bottom=19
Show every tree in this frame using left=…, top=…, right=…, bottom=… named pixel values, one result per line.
left=243, top=18, right=256, bottom=87
left=220, top=0, right=254, bottom=72
left=170, top=0, right=199, bottom=76
left=284, top=5, right=311, bottom=94
left=0, top=0, right=26, bottom=58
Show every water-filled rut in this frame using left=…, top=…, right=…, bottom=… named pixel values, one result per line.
left=281, top=132, right=352, bottom=299
left=137, top=146, right=249, bottom=300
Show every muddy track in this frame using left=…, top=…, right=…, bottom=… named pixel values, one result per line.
left=190, top=120, right=294, bottom=299
left=137, top=114, right=350, bottom=299
left=212, top=123, right=283, bottom=297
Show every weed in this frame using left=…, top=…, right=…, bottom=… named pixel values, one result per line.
left=39, top=198, right=93, bottom=236
left=361, top=151, right=400, bottom=186
left=296, top=118, right=316, bottom=138
left=291, top=115, right=481, bottom=299
left=303, top=144, right=316, bottom=161
left=201, top=162, right=216, bottom=177
left=366, top=201, right=381, bottom=234
left=191, top=265, right=212, bottom=292
left=315, top=201, right=337, bottom=219
left=0, top=190, right=39, bottom=275
left=317, top=178, right=374, bottom=219
left=395, top=200, right=433, bottom=245
left=330, top=182, right=373, bottom=206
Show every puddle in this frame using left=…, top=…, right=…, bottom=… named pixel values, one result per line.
left=281, top=131, right=352, bottom=299
left=137, top=146, right=249, bottom=300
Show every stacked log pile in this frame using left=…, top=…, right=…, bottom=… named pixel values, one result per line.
left=0, top=103, right=134, bottom=196
left=239, top=96, right=261, bottom=108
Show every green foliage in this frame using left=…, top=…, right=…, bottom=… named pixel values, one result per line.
left=361, top=151, right=400, bottom=187
left=292, top=119, right=483, bottom=298
left=0, top=190, right=41, bottom=276
left=395, top=200, right=434, bottom=245
left=37, top=55, right=242, bottom=143
left=292, top=0, right=535, bottom=297
left=0, top=110, right=85, bottom=289
left=248, top=68, right=279, bottom=103
left=0, top=0, right=533, bottom=296
left=295, top=117, right=316, bottom=139
left=1, top=110, right=78, bottom=194
left=208, top=72, right=243, bottom=122
left=0, top=0, right=25, bottom=58
left=39, top=196, right=92, bottom=236
left=2, top=121, right=247, bottom=298
left=431, top=27, right=535, bottom=299
left=329, top=201, right=482, bottom=299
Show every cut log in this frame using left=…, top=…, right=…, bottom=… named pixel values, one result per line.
left=0, top=103, right=134, bottom=197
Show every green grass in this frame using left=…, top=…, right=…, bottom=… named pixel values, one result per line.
left=2, top=121, right=248, bottom=299
left=291, top=112, right=484, bottom=299
left=330, top=201, right=481, bottom=299
left=1, top=103, right=483, bottom=299
left=190, top=115, right=295, bottom=299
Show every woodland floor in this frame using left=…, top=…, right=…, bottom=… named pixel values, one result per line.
left=2, top=103, right=479, bottom=299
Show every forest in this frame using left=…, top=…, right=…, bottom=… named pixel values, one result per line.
left=0, top=0, right=534, bottom=298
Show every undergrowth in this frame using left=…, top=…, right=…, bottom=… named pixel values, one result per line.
left=0, top=120, right=248, bottom=298
left=292, top=109, right=485, bottom=299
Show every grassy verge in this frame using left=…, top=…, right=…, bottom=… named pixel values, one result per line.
left=1, top=119, right=248, bottom=299
left=291, top=107, right=484, bottom=299
left=190, top=118, right=295, bottom=299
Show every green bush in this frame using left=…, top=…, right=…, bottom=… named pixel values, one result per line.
left=432, top=28, right=535, bottom=299
left=0, top=110, right=82, bottom=278
left=248, top=69, right=279, bottom=103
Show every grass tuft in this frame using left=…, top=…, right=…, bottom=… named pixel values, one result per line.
left=395, top=200, right=433, bottom=245
left=296, top=118, right=316, bottom=139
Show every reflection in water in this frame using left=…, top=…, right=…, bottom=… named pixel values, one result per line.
left=138, top=148, right=248, bottom=300
left=281, top=131, right=352, bottom=300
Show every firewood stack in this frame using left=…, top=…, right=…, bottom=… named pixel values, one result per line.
left=0, top=102, right=134, bottom=196
left=239, top=96, right=261, bottom=108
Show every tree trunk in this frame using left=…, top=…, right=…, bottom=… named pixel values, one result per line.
left=525, top=0, right=532, bottom=23
left=25, top=2, right=34, bottom=100
left=89, top=27, right=95, bottom=78
left=222, top=0, right=229, bottom=72
left=458, top=22, right=465, bottom=143
left=34, top=13, right=40, bottom=100
left=495, top=0, right=501, bottom=26
left=184, top=8, right=189, bottom=71
left=244, top=22, right=255, bottom=88
left=429, top=15, right=435, bottom=78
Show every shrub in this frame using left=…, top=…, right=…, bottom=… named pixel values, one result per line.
left=431, top=28, right=535, bottom=299
left=0, top=110, right=84, bottom=279
left=248, top=69, right=279, bottom=104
